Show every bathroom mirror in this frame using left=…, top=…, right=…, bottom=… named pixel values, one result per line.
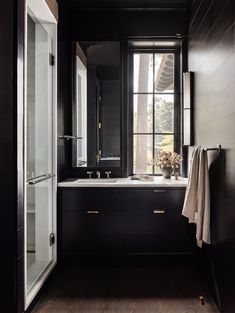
left=71, top=41, right=121, bottom=168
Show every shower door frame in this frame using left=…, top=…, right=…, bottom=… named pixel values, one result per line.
left=24, top=0, right=57, bottom=309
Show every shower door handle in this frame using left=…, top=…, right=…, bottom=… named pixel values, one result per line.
left=27, top=174, right=55, bottom=185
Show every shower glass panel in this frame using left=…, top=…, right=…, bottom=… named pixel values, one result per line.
left=26, top=12, right=54, bottom=293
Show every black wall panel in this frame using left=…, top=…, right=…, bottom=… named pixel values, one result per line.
left=0, top=0, right=24, bottom=312
left=188, top=0, right=235, bottom=312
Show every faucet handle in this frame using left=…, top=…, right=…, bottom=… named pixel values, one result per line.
left=86, top=171, right=93, bottom=178
left=105, top=171, right=111, bottom=178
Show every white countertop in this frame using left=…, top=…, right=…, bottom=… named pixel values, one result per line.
left=58, top=176, right=188, bottom=188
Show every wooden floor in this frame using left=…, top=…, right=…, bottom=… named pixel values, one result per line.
left=32, top=266, right=219, bottom=313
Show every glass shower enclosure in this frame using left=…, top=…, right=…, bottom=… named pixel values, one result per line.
left=25, top=1, right=57, bottom=308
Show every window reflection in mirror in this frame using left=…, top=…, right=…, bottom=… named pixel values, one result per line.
left=72, top=41, right=121, bottom=168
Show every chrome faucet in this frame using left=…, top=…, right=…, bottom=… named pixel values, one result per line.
left=96, top=170, right=101, bottom=179
left=86, top=171, right=93, bottom=178
left=105, top=171, right=111, bottom=178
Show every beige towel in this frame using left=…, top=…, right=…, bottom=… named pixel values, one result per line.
left=182, top=146, right=211, bottom=247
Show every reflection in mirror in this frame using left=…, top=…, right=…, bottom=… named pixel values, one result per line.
left=72, top=41, right=121, bottom=168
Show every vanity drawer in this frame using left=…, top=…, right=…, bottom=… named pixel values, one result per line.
left=61, top=188, right=125, bottom=211
left=126, top=188, right=185, bottom=212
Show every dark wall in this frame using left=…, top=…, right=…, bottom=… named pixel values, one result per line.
left=67, top=9, right=187, bottom=39
left=57, top=6, right=188, bottom=179
left=188, top=0, right=235, bottom=312
left=0, top=1, right=24, bottom=313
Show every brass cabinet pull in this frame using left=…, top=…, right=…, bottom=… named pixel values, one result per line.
left=87, top=210, right=100, bottom=214
left=153, top=189, right=166, bottom=193
left=153, top=209, right=165, bottom=214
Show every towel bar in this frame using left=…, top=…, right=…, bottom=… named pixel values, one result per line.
left=204, top=144, right=221, bottom=153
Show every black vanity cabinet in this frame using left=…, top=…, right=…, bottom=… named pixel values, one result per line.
left=59, top=187, right=194, bottom=259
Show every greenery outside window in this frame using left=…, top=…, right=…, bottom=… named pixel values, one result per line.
left=131, top=49, right=180, bottom=175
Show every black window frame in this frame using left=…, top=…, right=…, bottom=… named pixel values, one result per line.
left=128, top=46, right=181, bottom=175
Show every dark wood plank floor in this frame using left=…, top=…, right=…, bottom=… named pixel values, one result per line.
left=32, top=266, right=219, bottom=313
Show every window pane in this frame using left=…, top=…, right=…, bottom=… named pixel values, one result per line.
left=133, top=135, right=153, bottom=174
left=155, top=94, right=174, bottom=133
left=154, top=135, right=174, bottom=174
left=134, top=53, right=153, bottom=93
left=154, top=54, right=174, bottom=93
left=134, top=94, right=153, bottom=133
left=155, top=135, right=174, bottom=154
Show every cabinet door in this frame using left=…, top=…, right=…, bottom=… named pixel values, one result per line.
left=126, top=189, right=192, bottom=253
left=62, top=210, right=125, bottom=254
left=127, top=209, right=192, bottom=253
left=61, top=188, right=126, bottom=255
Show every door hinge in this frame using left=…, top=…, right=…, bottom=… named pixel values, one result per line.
left=99, top=96, right=102, bottom=102
left=98, top=122, right=102, bottom=129
left=49, top=53, right=55, bottom=66
left=49, top=233, right=55, bottom=246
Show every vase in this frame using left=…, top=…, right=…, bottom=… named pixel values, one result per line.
left=161, top=166, right=173, bottom=178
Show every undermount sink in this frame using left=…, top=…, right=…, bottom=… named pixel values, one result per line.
left=76, top=178, right=118, bottom=183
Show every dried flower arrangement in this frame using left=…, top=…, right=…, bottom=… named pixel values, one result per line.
left=153, top=151, right=183, bottom=168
